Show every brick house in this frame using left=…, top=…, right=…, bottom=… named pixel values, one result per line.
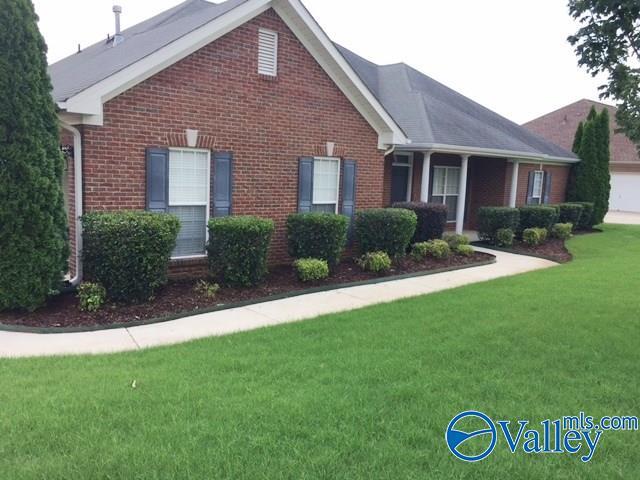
left=524, top=99, right=640, bottom=213
left=51, top=0, right=577, bottom=283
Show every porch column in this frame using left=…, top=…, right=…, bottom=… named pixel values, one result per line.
left=509, top=160, right=520, bottom=207
left=420, top=151, right=432, bottom=202
left=456, top=155, right=469, bottom=234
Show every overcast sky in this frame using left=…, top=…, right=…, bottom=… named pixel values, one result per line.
left=33, top=0, right=607, bottom=124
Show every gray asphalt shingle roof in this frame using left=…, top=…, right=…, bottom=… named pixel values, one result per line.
left=49, top=0, right=576, bottom=160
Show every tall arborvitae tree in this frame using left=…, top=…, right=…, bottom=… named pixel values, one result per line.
left=592, top=109, right=611, bottom=224
left=0, top=0, right=69, bottom=310
left=567, top=107, right=612, bottom=225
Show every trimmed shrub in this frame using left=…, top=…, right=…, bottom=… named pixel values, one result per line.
left=286, top=213, right=348, bottom=267
left=194, top=280, right=220, bottom=299
left=357, top=251, right=392, bottom=273
left=294, top=258, right=330, bottom=282
left=478, top=207, right=520, bottom=243
left=496, top=228, right=515, bottom=247
left=355, top=209, right=417, bottom=257
left=551, top=223, right=573, bottom=240
left=426, top=239, right=451, bottom=260
left=82, top=211, right=180, bottom=303
left=443, top=233, right=470, bottom=250
left=456, top=245, right=475, bottom=257
left=77, top=282, right=106, bottom=312
left=518, top=206, right=558, bottom=232
left=208, top=216, right=274, bottom=287
left=522, top=227, right=548, bottom=246
left=567, top=201, right=595, bottom=230
left=411, top=242, right=430, bottom=261
left=555, top=203, right=583, bottom=229
left=392, top=202, right=447, bottom=242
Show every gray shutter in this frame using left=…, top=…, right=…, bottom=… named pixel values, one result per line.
left=526, top=171, right=536, bottom=205
left=298, top=157, right=314, bottom=213
left=341, top=160, right=357, bottom=239
left=543, top=171, right=553, bottom=204
left=213, top=151, right=233, bottom=217
left=146, top=148, right=169, bottom=212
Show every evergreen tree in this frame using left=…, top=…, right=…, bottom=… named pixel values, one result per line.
left=572, top=121, right=584, bottom=154
left=567, top=121, right=585, bottom=200
left=592, top=109, right=611, bottom=224
left=568, top=118, right=598, bottom=205
left=0, top=0, right=68, bottom=310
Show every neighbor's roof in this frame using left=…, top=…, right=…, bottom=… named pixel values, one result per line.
left=49, top=0, right=248, bottom=103
left=49, top=0, right=577, bottom=161
left=336, top=45, right=577, bottom=161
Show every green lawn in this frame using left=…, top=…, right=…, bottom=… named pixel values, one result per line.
left=1, top=225, right=639, bottom=479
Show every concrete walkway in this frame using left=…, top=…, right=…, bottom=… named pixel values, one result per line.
left=605, top=211, right=640, bottom=225
left=0, top=247, right=557, bottom=359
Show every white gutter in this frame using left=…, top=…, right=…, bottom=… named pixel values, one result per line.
left=395, top=142, right=580, bottom=164
left=60, top=120, right=83, bottom=286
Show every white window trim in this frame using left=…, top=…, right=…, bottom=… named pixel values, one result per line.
left=531, top=170, right=545, bottom=204
left=432, top=166, right=460, bottom=223
left=258, top=28, right=278, bottom=77
left=168, top=147, right=211, bottom=260
left=312, top=156, right=341, bottom=214
left=392, top=152, right=414, bottom=202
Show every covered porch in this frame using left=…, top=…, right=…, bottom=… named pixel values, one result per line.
left=384, top=151, right=526, bottom=234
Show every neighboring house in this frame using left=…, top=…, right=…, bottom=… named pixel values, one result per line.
left=524, top=99, right=640, bottom=213
left=52, top=0, right=577, bottom=281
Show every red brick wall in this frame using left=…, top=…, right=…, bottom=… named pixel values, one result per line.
left=60, top=129, right=77, bottom=278
left=510, top=163, right=571, bottom=206
left=466, top=157, right=508, bottom=229
left=78, top=9, right=384, bottom=274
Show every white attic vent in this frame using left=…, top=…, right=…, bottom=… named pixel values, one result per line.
left=258, top=29, right=278, bottom=76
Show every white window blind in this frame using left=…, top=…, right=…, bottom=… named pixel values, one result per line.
left=312, top=158, right=340, bottom=209
left=258, top=29, right=278, bottom=76
left=168, top=149, right=210, bottom=257
left=431, top=166, right=460, bottom=222
left=532, top=171, right=544, bottom=200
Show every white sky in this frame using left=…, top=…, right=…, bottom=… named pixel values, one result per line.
left=33, top=0, right=607, bottom=124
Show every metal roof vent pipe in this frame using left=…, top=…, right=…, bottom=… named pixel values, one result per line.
left=112, top=5, right=124, bottom=46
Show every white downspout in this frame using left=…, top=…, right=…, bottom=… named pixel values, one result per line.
left=60, top=121, right=83, bottom=286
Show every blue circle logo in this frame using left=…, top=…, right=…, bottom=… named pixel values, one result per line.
left=446, top=411, right=497, bottom=462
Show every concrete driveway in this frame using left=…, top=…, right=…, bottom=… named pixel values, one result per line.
left=605, top=211, right=640, bottom=225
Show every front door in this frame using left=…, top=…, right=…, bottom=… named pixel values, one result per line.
left=391, top=154, right=412, bottom=203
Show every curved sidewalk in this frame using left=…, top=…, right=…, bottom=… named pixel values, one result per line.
left=0, top=248, right=557, bottom=359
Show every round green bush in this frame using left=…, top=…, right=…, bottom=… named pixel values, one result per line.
left=551, top=223, right=573, bottom=240
left=426, top=239, right=451, bottom=260
left=518, top=206, right=558, bottom=232
left=477, top=207, right=520, bottom=244
left=456, top=245, right=475, bottom=257
left=208, top=216, right=274, bottom=287
left=77, top=282, right=106, bottom=312
left=294, top=258, right=330, bottom=282
left=567, top=202, right=595, bottom=230
left=443, top=233, right=470, bottom=250
left=287, top=213, right=348, bottom=267
left=496, top=228, right=515, bottom=247
left=522, top=227, right=548, bottom=246
left=357, top=251, right=392, bottom=273
left=82, top=211, right=180, bottom=303
left=555, top=203, right=583, bottom=229
left=355, top=209, right=417, bottom=257
left=392, top=202, right=447, bottom=242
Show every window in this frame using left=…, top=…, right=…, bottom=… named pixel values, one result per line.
left=431, top=166, right=460, bottom=222
left=258, top=29, right=278, bottom=76
left=531, top=170, right=544, bottom=204
left=312, top=157, right=340, bottom=213
left=168, top=149, right=210, bottom=258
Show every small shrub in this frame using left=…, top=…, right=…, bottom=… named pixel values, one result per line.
left=357, top=251, right=392, bottom=273
left=555, top=203, right=583, bottom=229
left=82, top=211, right=180, bottom=303
left=443, top=233, right=470, bottom=250
left=496, top=228, right=515, bottom=247
left=551, top=223, right=573, bottom=240
left=411, top=242, right=430, bottom=261
left=567, top=202, right=595, bottom=230
left=456, top=245, right=475, bottom=257
left=518, top=206, right=558, bottom=232
left=294, top=258, right=330, bottom=282
left=522, top=227, right=548, bottom=246
left=426, top=239, right=451, bottom=260
left=392, top=202, right=447, bottom=242
left=355, top=209, right=417, bottom=257
left=194, top=280, right=220, bottom=299
left=286, top=213, right=348, bottom=267
left=477, top=207, right=520, bottom=244
left=77, top=282, right=106, bottom=312
left=208, top=216, right=274, bottom=287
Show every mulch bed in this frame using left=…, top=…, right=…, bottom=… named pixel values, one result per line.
left=0, top=252, right=494, bottom=330
left=504, top=239, right=573, bottom=263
